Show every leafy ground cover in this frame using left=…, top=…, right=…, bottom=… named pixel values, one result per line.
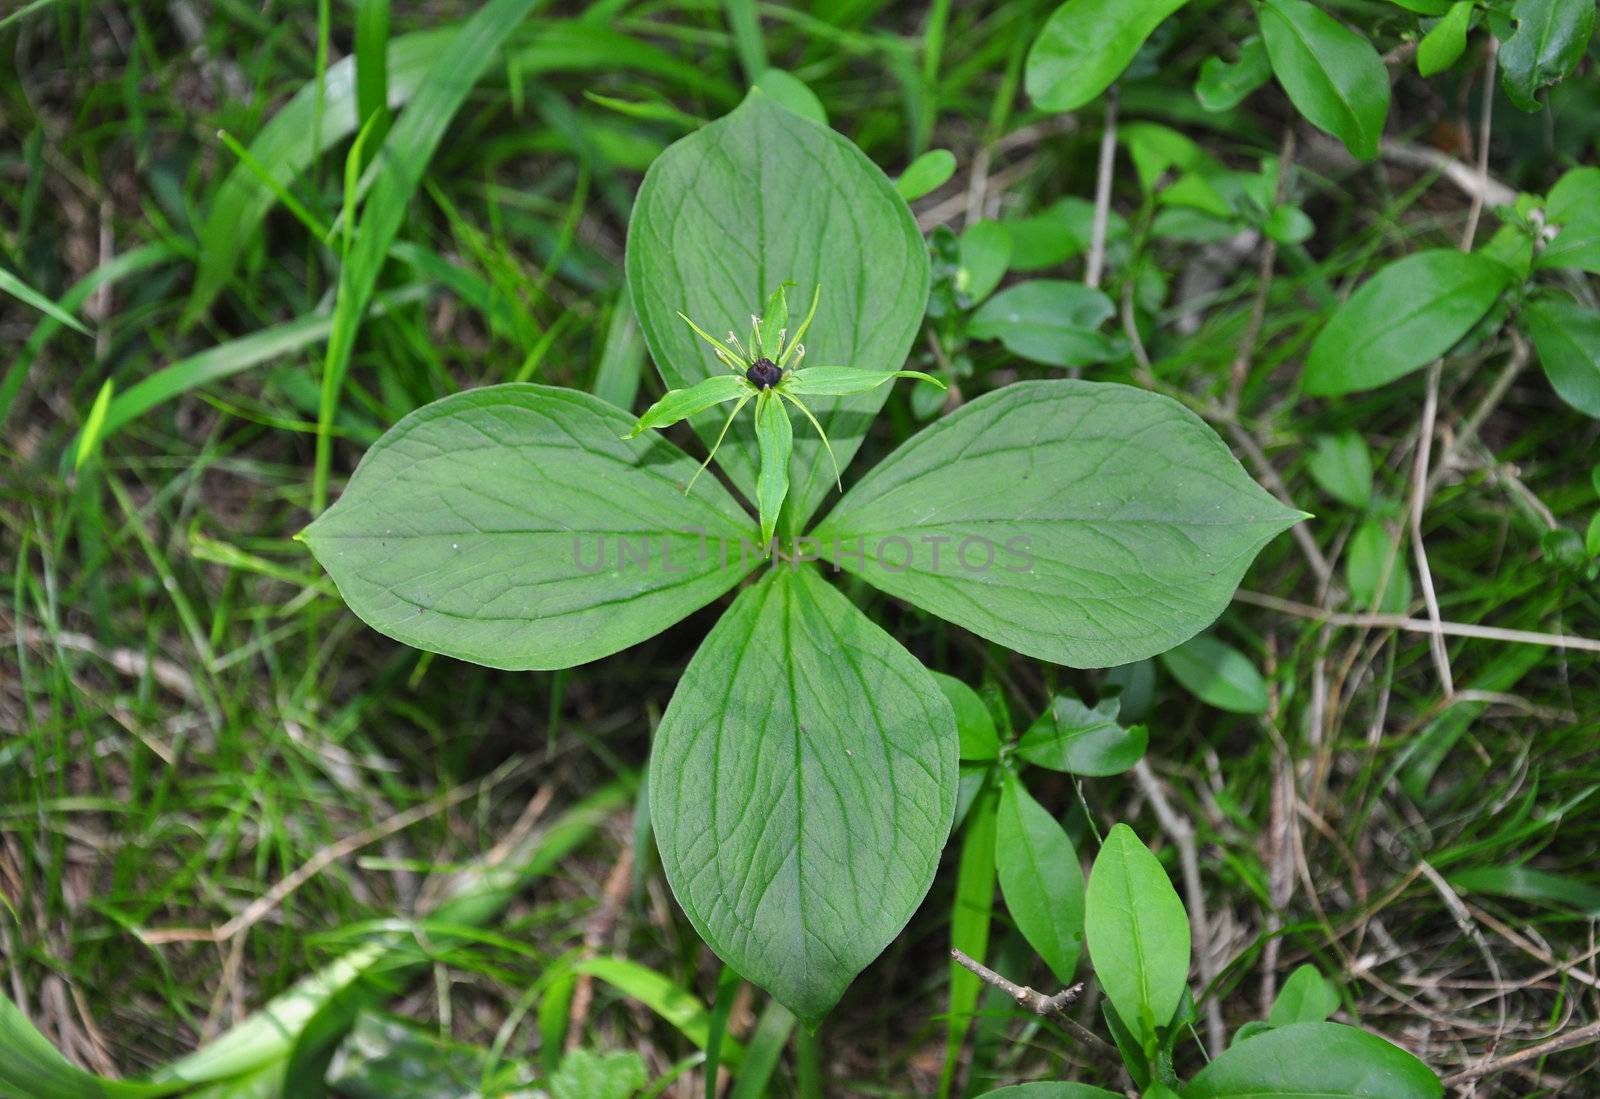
left=2, top=0, right=1598, bottom=1096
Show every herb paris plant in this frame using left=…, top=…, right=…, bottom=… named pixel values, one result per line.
left=302, top=90, right=1303, bottom=1025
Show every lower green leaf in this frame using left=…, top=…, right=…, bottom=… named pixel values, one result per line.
left=1181, top=1022, right=1442, bottom=1098
left=1085, top=824, right=1190, bottom=1047
left=996, top=772, right=1085, bottom=984
left=649, top=567, right=958, bottom=1025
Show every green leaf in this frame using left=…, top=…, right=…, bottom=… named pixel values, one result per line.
left=897, top=148, right=958, bottom=201
left=1018, top=696, right=1146, bottom=776
left=958, top=220, right=1013, bottom=304
left=754, top=67, right=827, bottom=126
left=1389, top=0, right=1455, bottom=13
left=967, top=280, right=1122, bottom=367
left=628, top=91, right=929, bottom=534
left=755, top=391, right=794, bottom=543
left=1085, top=824, right=1191, bottom=1045
left=302, top=384, right=757, bottom=671
left=1346, top=519, right=1412, bottom=614
left=1447, top=865, right=1600, bottom=916
left=1160, top=634, right=1270, bottom=714
left=625, top=374, right=750, bottom=437
left=996, top=771, right=1086, bottom=984
left=1306, top=430, right=1373, bottom=509
left=783, top=367, right=944, bottom=397
left=1302, top=249, right=1514, bottom=396
left=1260, top=0, right=1390, bottom=160
left=649, top=568, right=959, bottom=1025
left=973, top=1085, right=1122, bottom=1098
left=1525, top=299, right=1600, bottom=418
left=0, top=264, right=91, bottom=336
left=933, top=672, right=1001, bottom=761
left=1181, top=1022, right=1442, bottom=1098
left=550, top=1049, right=647, bottom=1099
left=815, top=381, right=1303, bottom=668
left=1499, top=0, right=1596, bottom=111
left=1195, top=36, right=1272, bottom=112
left=942, top=779, right=1000, bottom=1095
left=1417, top=1, right=1474, bottom=76
left=1538, top=167, right=1600, bottom=273
left=1267, top=965, right=1340, bottom=1026
left=1025, top=0, right=1191, bottom=112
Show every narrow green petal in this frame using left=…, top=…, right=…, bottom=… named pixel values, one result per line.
left=623, top=374, right=750, bottom=438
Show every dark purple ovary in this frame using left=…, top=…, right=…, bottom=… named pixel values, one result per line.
left=746, top=358, right=783, bottom=389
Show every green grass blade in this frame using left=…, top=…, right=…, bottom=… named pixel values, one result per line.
left=0, top=264, right=90, bottom=336
left=939, top=775, right=998, bottom=1099
left=355, top=0, right=393, bottom=164
left=721, top=0, right=767, bottom=83
left=727, top=1000, right=795, bottom=1099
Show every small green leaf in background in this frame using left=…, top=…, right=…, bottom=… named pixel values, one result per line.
left=897, top=148, right=958, bottom=200
left=1026, top=0, right=1190, bottom=111
left=1267, top=965, right=1340, bottom=1026
left=1447, top=864, right=1600, bottom=917
left=1195, top=36, right=1272, bottom=111
left=1160, top=634, right=1270, bottom=714
left=1259, top=0, right=1390, bottom=160
left=967, top=280, right=1121, bottom=366
left=74, top=379, right=114, bottom=472
left=1181, top=1022, right=1442, bottom=1098
left=1538, top=167, right=1600, bottom=273
left=1017, top=695, right=1147, bottom=776
left=1417, top=1, right=1474, bottom=75
left=1307, top=430, right=1373, bottom=508
left=1346, top=520, right=1413, bottom=614
left=549, top=1048, right=647, bottom=1099
left=996, top=771, right=1086, bottom=984
left=1525, top=299, right=1600, bottom=419
left=958, top=220, right=1013, bottom=304
left=1499, top=0, right=1596, bottom=111
left=754, top=67, right=827, bottom=125
left=1302, top=249, right=1514, bottom=395
left=935, top=672, right=1001, bottom=761
left=1085, top=824, right=1191, bottom=1046
left=326, top=1014, right=527, bottom=1098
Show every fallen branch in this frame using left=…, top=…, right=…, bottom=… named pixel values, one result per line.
left=950, top=948, right=1115, bottom=1059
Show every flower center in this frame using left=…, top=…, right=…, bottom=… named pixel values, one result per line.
left=746, top=358, right=783, bottom=389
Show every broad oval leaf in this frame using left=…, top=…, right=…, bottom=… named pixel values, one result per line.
left=302, top=384, right=757, bottom=671
left=1025, top=0, right=1190, bottom=112
left=649, top=567, right=958, bottom=1025
left=1260, top=0, right=1389, bottom=160
left=1306, top=430, right=1373, bottom=509
left=1525, top=299, right=1600, bottom=417
left=897, top=148, right=958, bottom=201
left=1085, top=824, right=1191, bottom=1044
left=1018, top=696, right=1146, bottom=776
left=1159, top=634, right=1270, bottom=714
left=1267, top=964, right=1340, bottom=1026
left=1181, top=1022, right=1442, bottom=1098
left=1499, top=0, right=1596, bottom=112
left=813, top=381, right=1303, bottom=668
left=1538, top=167, right=1600, bottom=273
left=626, top=91, right=929, bottom=534
left=996, top=771, right=1086, bottom=984
left=967, top=281, right=1121, bottom=367
left=1302, top=249, right=1514, bottom=396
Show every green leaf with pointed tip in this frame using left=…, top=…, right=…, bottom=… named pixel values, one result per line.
left=967, top=280, right=1122, bottom=367
left=303, top=385, right=758, bottom=670
left=1538, top=168, right=1600, bottom=273
left=1180, top=1022, right=1442, bottom=1097
left=1196, top=36, right=1272, bottom=112
left=814, top=381, right=1303, bottom=668
left=1500, top=0, right=1596, bottom=111
left=1160, top=634, right=1270, bottom=714
left=755, top=392, right=793, bottom=543
left=1302, top=249, right=1514, bottom=396
left=625, top=374, right=750, bottom=438
left=1260, top=0, right=1389, bottom=160
left=996, top=771, right=1086, bottom=984
left=1025, top=0, right=1191, bottom=112
left=784, top=367, right=945, bottom=397
left=1267, top=965, right=1340, bottom=1026
left=1086, top=824, right=1191, bottom=1047
left=759, top=283, right=789, bottom=360
left=1417, top=1, right=1473, bottom=76
left=649, top=568, right=958, bottom=1025
left=627, top=91, right=929, bottom=534
left=1525, top=299, right=1600, bottom=418
left=1018, top=696, right=1146, bottom=776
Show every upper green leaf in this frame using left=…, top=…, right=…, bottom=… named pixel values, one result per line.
left=1499, top=0, right=1596, bottom=112
left=814, top=380, right=1303, bottom=668
left=1085, top=824, right=1191, bottom=1046
left=1524, top=298, right=1600, bottom=418
left=626, top=91, right=929, bottom=534
left=1181, top=1022, right=1442, bottom=1098
left=648, top=568, right=959, bottom=1025
left=302, top=384, right=758, bottom=670
left=1025, top=0, right=1191, bottom=112
left=996, top=771, right=1086, bottom=984
left=1259, top=0, right=1390, bottom=160
left=1302, top=249, right=1515, bottom=396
